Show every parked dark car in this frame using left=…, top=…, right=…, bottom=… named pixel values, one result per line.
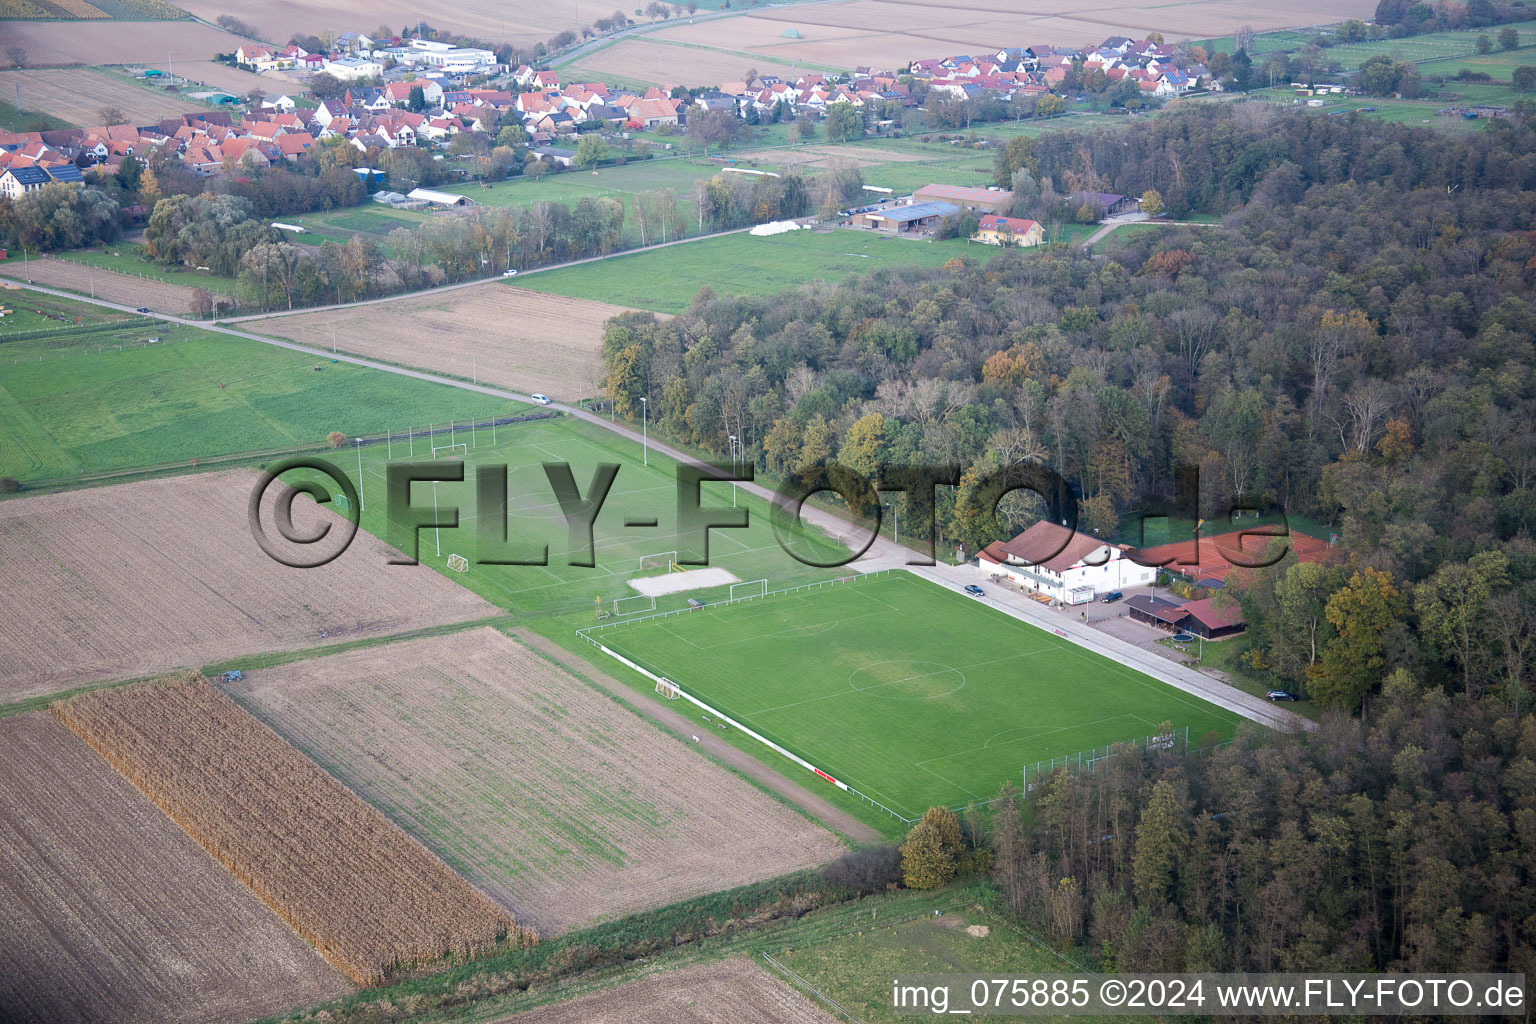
left=1100, top=591, right=1124, bottom=603
left=1265, top=689, right=1299, bottom=702
left=963, top=584, right=984, bottom=596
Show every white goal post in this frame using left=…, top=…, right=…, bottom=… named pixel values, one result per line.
left=729, top=578, right=768, bottom=602
left=655, top=678, right=681, bottom=700
left=614, top=594, right=656, bottom=616
left=637, top=550, right=678, bottom=572
left=446, top=553, right=469, bottom=572
left=432, top=442, right=468, bottom=459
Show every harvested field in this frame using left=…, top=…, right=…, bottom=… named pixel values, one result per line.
left=0, top=712, right=348, bottom=1024
left=253, top=287, right=640, bottom=400
left=494, top=957, right=838, bottom=1023
left=0, top=254, right=205, bottom=312
left=0, top=20, right=249, bottom=66
left=53, top=674, right=531, bottom=986
left=0, top=69, right=205, bottom=127
left=225, top=628, right=845, bottom=936
left=644, top=0, right=1378, bottom=68
left=172, top=0, right=572, bottom=51
left=571, top=37, right=812, bottom=86
left=0, top=470, right=498, bottom=702
left=176, top=59, right=306, bottom=97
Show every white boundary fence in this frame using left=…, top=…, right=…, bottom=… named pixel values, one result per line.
left=1021, top=726, right=1189, bottom=793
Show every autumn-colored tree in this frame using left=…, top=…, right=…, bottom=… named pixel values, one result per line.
left=1310, top=565, right=1407, bottom=710
left=901, top=807, right=965, bottom=889
left=1140, top=189, right=1164, bottom=217
left=327, top=431, right=347, bottom=448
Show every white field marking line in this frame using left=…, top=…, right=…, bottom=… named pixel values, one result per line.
left=1047, top=636, right=1242, bottom=722
left=845, top=662, right=965, bottom=696
left=633, top=580, right=907, bottom=653
left=655, top=621, right=705, bottom=650
left=913, top=760, right=984, bottom=802
left=742, top=658, right=957, bottom=717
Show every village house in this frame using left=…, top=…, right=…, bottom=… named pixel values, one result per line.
left=979, top=521, right=1158, bottom=604
left=973, top=214, right=1043, bottom=247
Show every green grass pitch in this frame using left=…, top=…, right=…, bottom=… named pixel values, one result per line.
left=589, top=573, right=1242, bottom=817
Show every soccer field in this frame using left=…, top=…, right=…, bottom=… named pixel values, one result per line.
left=588, top=573, right=1241, bottom=818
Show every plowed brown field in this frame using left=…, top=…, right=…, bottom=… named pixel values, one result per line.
left=253, top=287, right=639, bottom=401
left=0, top=470, right=498, bottom=702
left=0, top=69, right=204, bottom=127
left=493, top=957, right=838, bottom=1023
left=0, top=255, right=204, bottom=312
left=0, top=712, right=348, bottom=1024
left=225, top=628, right=846, bottom=935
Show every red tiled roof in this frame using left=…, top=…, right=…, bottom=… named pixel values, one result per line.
left=997, top=521, right=1110, bottom=573
left=1177, top=596, right=1245, bottom=631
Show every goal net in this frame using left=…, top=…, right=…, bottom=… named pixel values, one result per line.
left=729, top=579, right=768, bottom=602
left=613, top=594, right=656, bottom=616
left=446, top=553, right=469, bottom=572
left=638, top=550, right=677, bottom=572
left=655, top=679, right=681, bottom=700
left=432, top=442, right=468, bottom=459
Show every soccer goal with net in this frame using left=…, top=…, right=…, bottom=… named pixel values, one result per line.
left=729, top=579, right=768, bottom=602
left=655, top=679, right=681, bottom=700
left=637, top=550, right=677, bottom=572
left=432, top=442, right=468, bottom=459
left=446, top=554, right=469, bottom=572
left=613, top=594, right=656, bottom=616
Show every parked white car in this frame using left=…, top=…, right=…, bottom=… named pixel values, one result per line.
left=502, top=269, right=519, bottom=277
left=530, top=393, right=552, bottom=405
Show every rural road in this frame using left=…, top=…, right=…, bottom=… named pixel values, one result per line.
left=515, top=629, right=883, bottom=844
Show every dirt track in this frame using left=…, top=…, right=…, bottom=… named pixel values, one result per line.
left=0, top=712, right=348, bottom=1024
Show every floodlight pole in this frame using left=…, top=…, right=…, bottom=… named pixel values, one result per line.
left=433, top=480, right=441, bottom=557
left=354, top=438, right=365, bottom=511
left=728, top=434, right=737, bottom=507
left=639, top=396, right=647, bottom=466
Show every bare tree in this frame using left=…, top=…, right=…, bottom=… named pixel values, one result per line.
left=97, top=105, right=126, bottom=126
left=1167, top=307, right=1219, bottom=378
left=6, top=44, right=26, bottom=69
left=1333, top=380, right=1394, bottom=455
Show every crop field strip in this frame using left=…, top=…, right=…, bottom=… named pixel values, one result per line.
left=490, top=956, right=838, bottom=1022
left=591, top=573, right=1241, bottom=816
left=53, top=673, right=532, bottom=986
left=0, top=712, right=349, bottom=1024
left=251, top=288, right=639, bottom=401
left=0, top=470, right=499, bottom=701
left=225, top=627, right=845, bottom=935
left=0, top=254, right=211, bottom=311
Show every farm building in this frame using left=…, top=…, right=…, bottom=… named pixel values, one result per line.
left=1125, top=593, right=1187, bottom=629
left=978, top=521, right=1156, bottom=604
left=912, top=183, right=1012, bottom=214
left=1067, top=190, right=1137, bottom=217
left=406, top=187, right=473, bottom=206
left=973, top=214, right=1043, bottom=247
left=1177, top=596, right=1246, bottom=640
left=848, top=200, right=958, bottom=234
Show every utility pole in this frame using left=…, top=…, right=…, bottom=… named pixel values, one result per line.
left=639, top=396, right=647, bottom=466
left=167, top=50, right=174, bottom=83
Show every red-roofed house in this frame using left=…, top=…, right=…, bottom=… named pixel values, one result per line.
left=974, top=214, right=1043, bottom=247
left=1176, top=597, right=1246, bottom=639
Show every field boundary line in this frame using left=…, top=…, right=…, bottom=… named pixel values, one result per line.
left=759, top=951, right=865, bottom=1024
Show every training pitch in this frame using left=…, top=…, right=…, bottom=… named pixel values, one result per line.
left=589, top=573, right=1240, bottom=817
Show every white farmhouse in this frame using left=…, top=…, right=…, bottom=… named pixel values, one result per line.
left=323, top=56, right=383, bottom=81
left=978, top=520, right=1155, bottom=605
